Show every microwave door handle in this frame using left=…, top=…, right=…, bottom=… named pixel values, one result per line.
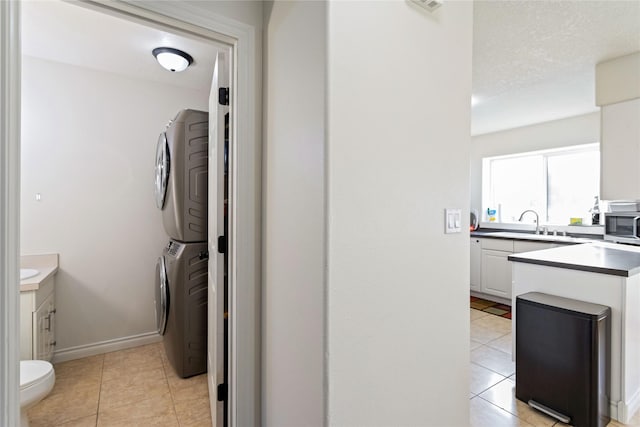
left=634, top=217, right=640, bottom=239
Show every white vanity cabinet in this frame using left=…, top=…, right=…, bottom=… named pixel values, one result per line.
left=20, top=275, right=56, bottom=361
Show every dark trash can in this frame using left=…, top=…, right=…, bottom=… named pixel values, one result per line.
left=515, top=292, right=610, bottom=427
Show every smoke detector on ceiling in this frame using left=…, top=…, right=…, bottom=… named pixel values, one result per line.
left=410, top=0, right=443, bottom=12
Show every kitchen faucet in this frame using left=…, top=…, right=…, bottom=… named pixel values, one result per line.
left=518, top=210, right=540, bottom=234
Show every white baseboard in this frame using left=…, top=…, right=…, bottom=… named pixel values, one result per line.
left=52, top=332, right=162, bottom=363
left=620, top=388, right=640, bottom=424
left=611, top=401, right=619, bottom=422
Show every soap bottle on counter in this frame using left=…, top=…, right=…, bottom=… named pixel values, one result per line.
left=487, top=207, right=497, bottom=222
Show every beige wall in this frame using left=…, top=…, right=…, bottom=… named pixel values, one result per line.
left=470, top=112, right=601, bottom=213
left=262, top=2, right=326, bottom=426
left=21, top=55, right=208, bottom=353
left=327, top=1, right=473, bottom=425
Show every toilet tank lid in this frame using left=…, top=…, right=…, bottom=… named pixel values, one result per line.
left=20, top=360, right=54, bottom=388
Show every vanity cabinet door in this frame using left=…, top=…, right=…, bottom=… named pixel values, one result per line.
left=481, top=249, right=512, bottom=299
left=33, top=292, right=55, bottom=362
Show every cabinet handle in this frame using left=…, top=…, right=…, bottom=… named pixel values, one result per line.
left=44, top=308, right=56, bottom=332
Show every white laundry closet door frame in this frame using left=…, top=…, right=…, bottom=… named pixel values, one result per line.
left=208, top=50, right=230, bottom=427
left=0, top=0, right=22, bottom=425
left=0, top=2, right=261, bottom=426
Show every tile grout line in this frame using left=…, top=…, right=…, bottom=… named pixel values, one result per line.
left=475, top=393, right=536, bottom=427
left=160, top=345, right=182, bottom=426
left=476, top=384, right=559, bottom=427
left=471, top=302, right=532, bottom=427
left=470, top=365, right=510, bottom=395
left=34, top=346, right=213, bottom=427
left=470, top=347, right=515, bottom=378
left=95, top=355, right=105, bottom=427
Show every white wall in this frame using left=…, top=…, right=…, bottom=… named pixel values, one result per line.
left=470, top=112, right=600, bottom=213
left=21, top=55, right=208, bottom=354
left=262, top=2, right=326, bottom=426
left=327, top=2, right=473, bottom=425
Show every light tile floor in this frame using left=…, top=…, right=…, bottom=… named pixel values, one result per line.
left=470, top=308, right=640, bottom=427
left=28, top=342, right=212, bottom=427
left=27, top=314, right=640, bottom=426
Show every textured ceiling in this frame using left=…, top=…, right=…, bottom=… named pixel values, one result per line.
left=472, top=0, right=640, bottom=135
left=21, top=1, right=218, bottom=92
left=21, top=0, right=640, bottom=136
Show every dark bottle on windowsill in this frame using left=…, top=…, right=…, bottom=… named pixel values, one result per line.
left=590, top=196, right=600, bottom=225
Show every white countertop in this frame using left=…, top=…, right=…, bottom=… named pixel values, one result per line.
left=20, top=253, right=59, bottom=292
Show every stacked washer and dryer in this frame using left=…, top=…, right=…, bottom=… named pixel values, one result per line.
left=154, top=109, right=209, bottom=378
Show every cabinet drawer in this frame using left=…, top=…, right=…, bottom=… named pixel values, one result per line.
left=514, top=241, right=554, bottom=254
left=482, top=238, right=514, bottom=252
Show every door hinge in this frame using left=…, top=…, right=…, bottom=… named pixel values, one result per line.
left=217, top=383, right=227, bottom=401
left=217, top=236, right=226, bottom=254
left=198, top=250, right=209, bottom=261
left=219, top=87, right=229, bottom=106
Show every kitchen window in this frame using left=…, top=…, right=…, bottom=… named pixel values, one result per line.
left=482, top=143, right=600, bottom=225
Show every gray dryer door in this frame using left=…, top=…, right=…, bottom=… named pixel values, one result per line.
left=155, top=256, right=169, bottom=335
left=155, top=132, right=170, bottom=209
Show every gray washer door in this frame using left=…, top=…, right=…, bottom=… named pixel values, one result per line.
left=155, top=256, right=169, bottom=335
left=154, top=132, right=170, bottom=209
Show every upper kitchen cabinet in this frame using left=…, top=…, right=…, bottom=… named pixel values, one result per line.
left=600, top=98, right=640, bottom=200
left=597, top=52, right=640, bottom=201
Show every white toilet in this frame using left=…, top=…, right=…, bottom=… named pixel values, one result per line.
left=20, top=360, right=55, bottom=427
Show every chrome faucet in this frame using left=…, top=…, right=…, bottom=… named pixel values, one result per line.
left=518, top=210, right=540, bottom=234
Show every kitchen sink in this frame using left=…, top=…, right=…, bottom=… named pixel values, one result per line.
left=481, top=231, right=595, bottom=244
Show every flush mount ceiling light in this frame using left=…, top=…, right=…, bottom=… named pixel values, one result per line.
left=152, top=47, right=193, bottom=72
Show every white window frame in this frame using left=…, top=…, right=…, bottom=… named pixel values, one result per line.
left=482, top=143, right=600, bottom=225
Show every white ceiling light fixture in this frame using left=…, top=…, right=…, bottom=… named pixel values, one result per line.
left=152, top=47, right=193, bottom=72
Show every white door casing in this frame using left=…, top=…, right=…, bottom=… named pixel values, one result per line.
left=1, top=1, right=261, bottom=426
left=0, top=0, right=22, bottom=425
left=208, top=50, right=230, bottom=427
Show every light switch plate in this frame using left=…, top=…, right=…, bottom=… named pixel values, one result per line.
left=445, top=208, right=462, bottom=234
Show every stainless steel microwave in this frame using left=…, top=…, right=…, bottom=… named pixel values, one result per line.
left=604, top=211, right=640, bottom=244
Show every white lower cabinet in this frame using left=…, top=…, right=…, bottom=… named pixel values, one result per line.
left=471, top=236, right=558, bottom=301
left=20, top=276, right=56, bottom=361
left=481, top=249, right=512, bottom=299
left=470, top=238, right=482, bottom=292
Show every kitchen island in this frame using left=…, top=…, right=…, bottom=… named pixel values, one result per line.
left=509, top=243, right=640, bottom=423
